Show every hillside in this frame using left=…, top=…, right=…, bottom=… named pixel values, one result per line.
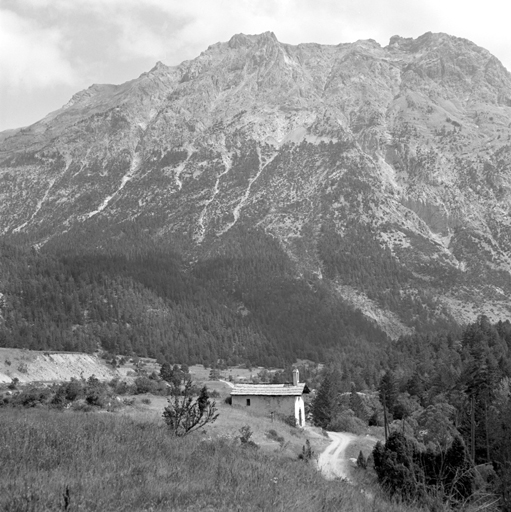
left=0, top=348, right=118, bottom=384
left=0, top=31, right=511, bottom=363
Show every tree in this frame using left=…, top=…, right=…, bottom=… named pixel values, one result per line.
left=349, top=383, right=367, bottom=422
left=312, top=369, right=341, bottom=429
left=160, top=362, right=173, bottom=383
left=378, top=370, right=398, bottom=414
left=162, top=381, right=218, bottom=436
left=378, top=370, right=398, bottom=440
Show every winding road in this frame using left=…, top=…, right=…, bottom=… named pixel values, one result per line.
left=317, top=431, right=357, bottom=480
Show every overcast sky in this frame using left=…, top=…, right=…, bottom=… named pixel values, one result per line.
left=1, top=0, right=509, bottom=132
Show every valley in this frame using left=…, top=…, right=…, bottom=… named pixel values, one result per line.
left=1, top=28, right=511, bottom=511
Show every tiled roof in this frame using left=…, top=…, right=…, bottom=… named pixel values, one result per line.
left=230, top=383, right=307, bottom=396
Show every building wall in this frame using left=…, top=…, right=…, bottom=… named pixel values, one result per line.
left=232, top=394, right=306, bottom=426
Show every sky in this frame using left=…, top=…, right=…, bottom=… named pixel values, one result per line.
left=1, top=0, right=510, bottom=132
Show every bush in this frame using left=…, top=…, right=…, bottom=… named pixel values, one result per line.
left=266, top=429, right=285, bottom=445
left=162, top=382, right=218, bottom=436
left=12, top=387, right=52, bottom=408
left=134, top=376, right=156, bottom=394
left=109, top=379, right=133, bottom=395
left=356, top=450, right=367, bottom=469
left=328, top=411, right=366, bottom=434
left=278, top=414, right=296, bottom=428
left=64, top=379, right=84, bottom=401
left=71, top=399, right=94, bottom=412
left=7, top=378, right=19, bottom=391
left=84, top=376, right=109, bottom=407
left=298, top=440, right=314, bottom=462
left=141, top=398, right=151, bottom=405
left=238, top=425, right=257, bottom=448
left=17, top=363, right=28, bottom=374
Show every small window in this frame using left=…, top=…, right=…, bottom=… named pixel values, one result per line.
left=246, top=398, right=251, bottom=406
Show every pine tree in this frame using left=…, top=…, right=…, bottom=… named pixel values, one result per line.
left=312, top=369, right=341, bottom=429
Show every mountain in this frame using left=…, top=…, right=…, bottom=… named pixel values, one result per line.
left=1, top=31, right=511, bottom=361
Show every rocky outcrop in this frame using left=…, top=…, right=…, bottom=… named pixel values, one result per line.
left=0, top=348, right=118, bottom=383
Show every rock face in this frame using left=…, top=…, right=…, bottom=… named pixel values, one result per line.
left=1, top=31, right=511, bottom=337
left=0, top=348, right=118, bottom=383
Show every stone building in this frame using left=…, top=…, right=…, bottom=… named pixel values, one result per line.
left=230, top=369, right=309, bottom=426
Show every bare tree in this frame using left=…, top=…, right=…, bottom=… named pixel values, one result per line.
left=162, top=380, right=218, bottom=436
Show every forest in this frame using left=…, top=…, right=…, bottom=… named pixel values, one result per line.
left=0, top=234, right=389, bottom=379
left=312, top=316, right=511, bottom=510
left=2, top=232, right=511, bottom=507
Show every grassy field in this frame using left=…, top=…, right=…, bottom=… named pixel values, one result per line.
left=117, top=381, right=327, bottom=460
left=0, top=405, right=431, bottom=512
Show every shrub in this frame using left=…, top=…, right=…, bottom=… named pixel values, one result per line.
left=12, top=387, right=52, bottom=408
left=134, top=376, right=154, bottom=394
left=266, top=429, right=285, bottom=445
left=64, top=379, right=84, bottom=401
left=238, top=425, right=257, bottom=448
left=84, top=376, right=109, bottom=407
left=356, top=450, right=367, bottom=469
left=141, top=398, right=151, bottom=405
left=298, top=440, right=314, bottom=462
left=162, top=382, right=218, bottom=436
left=279, top=414, right=296, bottom=428
left=109, top=379, right=132, bottom=395
left=328, top=411, right=366, bottom=435
left=71, top=400, right=94, bottom=412
left=368, top=410, right=384, bottom=427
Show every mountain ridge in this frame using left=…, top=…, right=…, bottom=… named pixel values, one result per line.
left=1, top=30, right=511, bottom=344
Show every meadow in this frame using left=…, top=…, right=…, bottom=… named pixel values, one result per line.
left=0, top=408, right=427, bottom=512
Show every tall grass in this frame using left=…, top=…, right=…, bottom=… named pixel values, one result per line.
left=1, top=409, right=425, bottom=511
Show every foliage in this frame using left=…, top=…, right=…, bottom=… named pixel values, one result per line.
left=0, top=238, right=391, bottom=370
left=311, top=368, right=342, bottom=428
left=162, top=381, right=218, bottom=436
left=266, top=429, right=285, bottom=446
left=328, top=410, right=366, bottom=435
left=278, top=414, right=297, bottom=428
left=373, top=431, right=474, bottom=505
left=0, top=374, right=166, bottom=411
left=356, top=450, right=367, bottom=469
left=298, top=440, right=314, bottom=462
left=238, top=425, right=255, bottom=445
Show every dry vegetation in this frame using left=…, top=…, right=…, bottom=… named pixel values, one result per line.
left=0, top=372, right=425, bottom=512
left=0, top=407, right=428, bottom=512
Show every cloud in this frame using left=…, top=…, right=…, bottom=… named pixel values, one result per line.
left=0, top=8, right=76, bottom=90
left=1, top=0, right=510, bottom=131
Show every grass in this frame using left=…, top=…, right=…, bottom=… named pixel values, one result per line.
left=0, top=408, right=428, bottom=512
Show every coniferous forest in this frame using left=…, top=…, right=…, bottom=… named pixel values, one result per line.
left=0, top=233, right=388, bottom=379
left=2, top=228, right=511, bottom=507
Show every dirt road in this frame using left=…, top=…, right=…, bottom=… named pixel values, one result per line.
left=317, top=431, right=357, bottom=480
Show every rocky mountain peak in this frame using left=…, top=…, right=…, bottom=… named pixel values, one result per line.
left=1, top=31, right=511, bottom=337
left=227, top=31, right=279, bottom=49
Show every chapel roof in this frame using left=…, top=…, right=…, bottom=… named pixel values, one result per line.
left=230, top=383, right=309, bottom=396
